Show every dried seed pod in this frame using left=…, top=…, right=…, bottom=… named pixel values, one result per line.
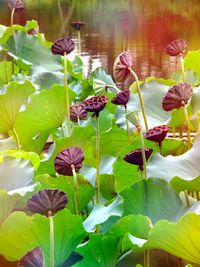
left=162, top=83, right=193, bottom=111
left=113, top=51, right=132, bottom=82
left=51, top=37, right=75, bottom=56
left=71, top=20, right=85, bottom=30
left=27, top=189, right=68, bottom=216
left=82, top=95, right=108, bottom=115
left=18, top=247, right=44, bottom=267
left=54, top=147, right=84, bottom=176
left=166, top=39, right=187, bottom=57
left=70, top=104, right=87, bottom=122
left=8, top=0, right=24, bottom=12
left=124, top=148, right=153, bottom=167
left=144, top=125, right=170, bottom=145
left=111, top=89, right=130, bottom=106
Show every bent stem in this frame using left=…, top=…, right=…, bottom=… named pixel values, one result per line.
left=78, top=30, right=81, bottom=56
left=125, top=105, right=131, bottom=142
left=180, top=56, right=185, bottom=82
left=183, top=105, right=191, bottom=144
left=11, top=8, right=15, bottom=26
left=129, top=69, right=148, bottom=131
left=95, top=114, right=100, bottom=204
left=138, top=127, right=147, bottom=179
left=48, top=212, right=54, bottom=267
left=184, top=190, right=190, bottom=207
left=64, top=52, right=71, bottom=136
left=71, top=164, right=79, bottom=215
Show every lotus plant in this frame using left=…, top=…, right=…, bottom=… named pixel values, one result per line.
left=70, top=103, right=88, bottom=125
left=82, top=95, right=108, bottom=203
left=28, top=189, right=68, bottom=267
left=113, top=51, right=149, bottom=131
left=162, top=82, right=193, bottom=143
left=166, top=39, right=187, bottom=82
left=54, top=147, right=84, bottom=214
left=7, top=0, right=24, bottom=25
left=111, top=89, right=131, bottom=141
left=71, top=20, right=85, bottom=55
left=51, top=37, right=75, bottom=136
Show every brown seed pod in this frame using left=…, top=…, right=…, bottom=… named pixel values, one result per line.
left=113, top=51, right=132, bottom=82
left=162, top=83, right=193, bottom=111
left=166, top=39, right=187, bottom=57
left=51, top=37, right=75, bottom=56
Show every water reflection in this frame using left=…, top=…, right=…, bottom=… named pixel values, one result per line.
left=1, top=0, right=200, bottom=79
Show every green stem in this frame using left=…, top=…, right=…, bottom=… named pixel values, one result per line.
left=180, top=56, right=185, bottom=82
left=196, top=191, right=200, bottom=201
left=12, top=128, right=20, bottom=150
left=49, top=214, right=54, bottom=267
left=3, top=52, right=8, bottom=84
left=183, top=105, right=191, bottom=144
left=77, top=116, right=80, bottom=126
left=64, top=52, right=71, bottom=136
left=96, top=114, right=100, bottom=204
left=125, top=105, right=131, bottom=142
left=138, top=127, right=147, bottom=179
left=71, top=164, right=79, bottom=215
left=11, top=8, right=15, bottom=26
left=144, top=250, right=150, bottom=267
left=130, top=69, right=148, bottom=131
left=172, top=126, right=176, bottom=138
left=78, top=30, right=81, bottom=56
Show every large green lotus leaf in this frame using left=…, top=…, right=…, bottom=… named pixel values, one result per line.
left=34, top=174, right=95, bottom=214
left=0, top=150, right=40, bottom=194
left=113, top=160, right=141, bottom=193
left=171, top=175, right=200, bottom=192
left=100, top=126, right=130, bottom=156
left=0, top=61, right=20, bottom=85
left=100, top=174, right=116, bottom=201
left=14, top=84, right=67, bottom=151
left=161, top=138, right=191, bottom=157
left=83, top=196, right=123, bottom=232
left=32, top=209, right=86, bottom=266
left=120, top=178, right=184, bottom=224
left=108, top=214, right=151, bottom=239
left=0, top=20, right=39, bottom=45
left=147, top=137, right=200, bottom=182
left=3, top=30, right=61, bottom=72
left=0, top=81, right=35, bottom=134
left=36, top=125, right=95, bottom=175
left=0, top=190, right=20, bottom=224
left=143, top=213, right=200, bottom=264
left=75, top=234, right=121, bottom=267
left=0, top=209, right=86, bottom=266
left=116, top=80, right=170, bottom=129
left=184, top=50, right=200, bottom=79
left=91, top=67, right=118, bottom=95
left=67, top=56, right=83, bottom=81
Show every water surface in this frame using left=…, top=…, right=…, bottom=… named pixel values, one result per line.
left=1, top=0, right=200, bottom=79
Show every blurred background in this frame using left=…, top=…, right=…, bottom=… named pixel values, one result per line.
left=0, top=0, right=200, bottom=79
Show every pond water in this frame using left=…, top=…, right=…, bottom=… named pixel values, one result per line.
left=1, top=0, right=200, bottom=79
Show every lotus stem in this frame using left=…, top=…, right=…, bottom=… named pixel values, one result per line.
left=48, top=212, right=55, bottom=267
left=179, top=126, right=183, bottom=139
left=63, top=52, right=71, bottom=136
left=184, top=190, right=190, bottom=207
left=71, top=164, right=79, bottom=215
left=124, top=105, right=131, bottom=142
left=130, top=69, right=148, bottom=131
left=12, top=128, right=20, bottom=150
left=138, top=127, right=147, bottom=179
left=10, top=8, right=15, bottom=26
left=96, top=114, right=100, bottom=204
left=144, top=250, right=150, bottom=267
left=77, top=116, right=80, bottom=126
left=3, top=52, right=8, bottom=84
left=78, top=30, right=81, bottom=56
left=180, top=56, right=185, bottom=82
left=196, top=191, right=200, bottom=201
left=183, top=106, right=191, bottom=144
